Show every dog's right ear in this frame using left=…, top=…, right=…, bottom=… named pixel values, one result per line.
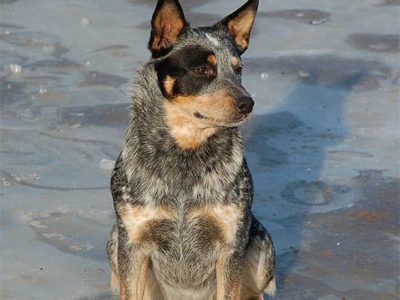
left=148, top=0, right=188, bottom=58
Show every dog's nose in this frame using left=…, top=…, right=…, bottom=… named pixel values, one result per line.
left=236, top=96, right=254, bottom=114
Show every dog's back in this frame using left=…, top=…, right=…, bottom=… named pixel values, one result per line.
left=107, top=1, right=275, bottom=299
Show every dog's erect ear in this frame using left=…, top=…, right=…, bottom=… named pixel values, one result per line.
left=148, top=0, right=188, bottom=58
left=215, top=0, right=259, bottom=55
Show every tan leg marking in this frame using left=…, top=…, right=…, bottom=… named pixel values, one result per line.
left=215, top=255, right=226, bottom=300
left=143, top=268, right=164, bottom=300
left=187, top=204, right=242, bottom=245
left=215, top=252, right=242, bottom=300
left=119, top=204, right=173, bottom=243
left=120, top=257, right=163, bottom=300
left=117, top=205, right=172, bottom=299
left=133, top=256, right=149, bottom=300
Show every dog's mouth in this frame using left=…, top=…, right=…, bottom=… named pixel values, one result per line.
left=193, top=111, right=252, bottom=127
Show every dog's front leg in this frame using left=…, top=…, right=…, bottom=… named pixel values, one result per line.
left=215, top=249, right=244, bottom=300
left=118, top=242, right=150, bottom=300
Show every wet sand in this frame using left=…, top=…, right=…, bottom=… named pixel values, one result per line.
left=1, top=0, right=399, bottom=299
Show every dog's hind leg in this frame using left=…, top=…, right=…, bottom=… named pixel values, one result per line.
left=107, top=224, right=120, bottom=294
left=241, top=217, right=276, bottom=300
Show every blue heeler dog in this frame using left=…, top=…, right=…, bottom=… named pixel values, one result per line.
left=107, top=0, right=276, bottom=299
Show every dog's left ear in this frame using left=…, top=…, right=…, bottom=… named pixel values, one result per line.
left=148, top=0, right=188, bottom=58
left=215, top=0, right=259, bottom=55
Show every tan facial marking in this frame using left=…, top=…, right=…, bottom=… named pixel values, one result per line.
left=119, top=205, right=173, bottom=243
left=164, top=75, right=176, bottom=96
left=164, top=101, right=217, bottom=150
left=231, top=56, right=240, bottom=67
left=164, top=89, right=243, bottom=150
left=207, top=54, right=217, bottom=65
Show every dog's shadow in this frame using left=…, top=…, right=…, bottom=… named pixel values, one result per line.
left=241, top=56, right=374, bottom=298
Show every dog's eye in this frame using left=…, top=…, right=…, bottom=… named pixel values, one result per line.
left=234, top=64, right=243, bottom=75
left=193, top=66, right=212, bottom=77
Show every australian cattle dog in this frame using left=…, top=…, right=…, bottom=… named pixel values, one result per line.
left=107, top=0, right=276, bottom=299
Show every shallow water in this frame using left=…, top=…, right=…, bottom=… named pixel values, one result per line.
left=1, top=0, right=399, bottom=299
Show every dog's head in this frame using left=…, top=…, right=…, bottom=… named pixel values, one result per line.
left=148, top=0, right=259, bottom=149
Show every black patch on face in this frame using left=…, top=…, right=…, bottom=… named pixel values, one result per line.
left=155, top=46, right=217, bottom=98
